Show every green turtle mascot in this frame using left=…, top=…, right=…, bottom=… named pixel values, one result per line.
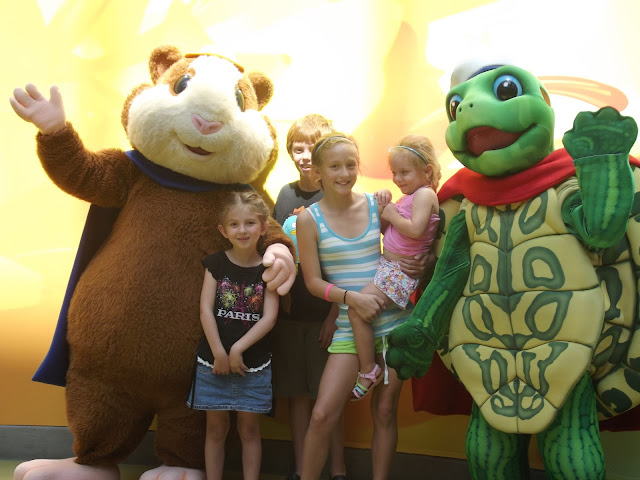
left=387, top=60, right=640, bottom=480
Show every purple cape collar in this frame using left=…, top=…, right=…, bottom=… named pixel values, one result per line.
left=126, top=150, right=251, bottom=192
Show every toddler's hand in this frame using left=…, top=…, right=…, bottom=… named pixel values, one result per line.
left=381, top=203, right=399, bottom=223
left=374, top=189, right=392, bottom=207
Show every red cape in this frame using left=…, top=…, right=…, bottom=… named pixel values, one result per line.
left=412, top=150, right=640, bottom=431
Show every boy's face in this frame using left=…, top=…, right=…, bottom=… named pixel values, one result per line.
left=290, top=141, right=314, bottom=180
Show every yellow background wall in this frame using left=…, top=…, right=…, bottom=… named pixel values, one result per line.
left=2, top=0, right=640, bottom=477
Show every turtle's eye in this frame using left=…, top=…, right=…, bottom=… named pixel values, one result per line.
left=235, top=89, right=245, bottom=111
left=173, top=74, right=192, bottom=94
left=493, top=75, right=522, bottom=101
left=448, top=94, right=462, bottom=120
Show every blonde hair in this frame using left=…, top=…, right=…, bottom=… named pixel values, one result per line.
left=286, top=114, right=335, bottom=158
left=389, top=135, right=441, bottom=190
left=311, top=133, right=359, bottom=167
left=220, top=191, right=271, bottom=226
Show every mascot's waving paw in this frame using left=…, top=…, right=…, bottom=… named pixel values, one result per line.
left=562, top=106, right=637, bottom=248
left=562, top=106, right=638, bottom=157
left=10, top=83, right=66, bottom=135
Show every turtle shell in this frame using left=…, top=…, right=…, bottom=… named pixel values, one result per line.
left=437, top=178, right=607, bottom=434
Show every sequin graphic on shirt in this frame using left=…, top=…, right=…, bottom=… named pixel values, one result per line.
left=216, top=276, right=264, bottom=328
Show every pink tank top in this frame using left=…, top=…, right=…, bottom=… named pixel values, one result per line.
left=382, top=187, right=440, bottom=256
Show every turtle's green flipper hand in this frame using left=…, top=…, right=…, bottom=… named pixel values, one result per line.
left=563, top=107, right=637, bottom=158
left=562, top=107, right=637, bottom=249
left=387, top=212, right=471, bottom=380
left=386, top=316, right=435, bottom=381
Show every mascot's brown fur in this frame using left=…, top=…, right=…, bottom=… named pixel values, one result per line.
left=10, top=45, right=295, bottom=480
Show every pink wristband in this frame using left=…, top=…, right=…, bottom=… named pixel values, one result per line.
left=324, top=283, right=334, bottom=301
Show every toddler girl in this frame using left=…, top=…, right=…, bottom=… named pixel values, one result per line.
left=348, top=135, right=441, bottom=400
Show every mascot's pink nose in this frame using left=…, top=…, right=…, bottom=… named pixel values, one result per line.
left=192, top=114, right=222, bottom=135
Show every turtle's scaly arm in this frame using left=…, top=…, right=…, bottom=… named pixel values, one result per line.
left=387, top=211, right=471, bottom=380
left=562, top=107, right=637, bottom=249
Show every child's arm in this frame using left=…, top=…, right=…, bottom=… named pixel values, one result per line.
left=200, top=270, right=230, bottom=374
left=228, top=287, right=279, bottom=376
left=381, top=187, right=438, bottom=239
left=297, top=209, right=384, bottom=322
left=374, top=189, right=392, bottom=231
left=318, top=302, right=339, bottom=349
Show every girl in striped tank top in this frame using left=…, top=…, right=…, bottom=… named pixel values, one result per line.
left=296, top=133, right=424, bottom=480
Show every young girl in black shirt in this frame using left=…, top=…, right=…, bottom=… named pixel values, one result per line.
left=188, top=191, right=279, bottom=480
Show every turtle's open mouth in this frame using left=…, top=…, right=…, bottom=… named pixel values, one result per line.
left=466, top=126, right=523, bottom=157
left=186, top=145, right=212, bottom=156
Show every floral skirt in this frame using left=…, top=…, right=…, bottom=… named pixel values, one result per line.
left=373, top=256, right=419, bottom=309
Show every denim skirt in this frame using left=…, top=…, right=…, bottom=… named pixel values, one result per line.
left=187, top=362, right=272, bottom=414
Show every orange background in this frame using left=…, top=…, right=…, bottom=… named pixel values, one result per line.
left=2, top=0, right=640, bottom=476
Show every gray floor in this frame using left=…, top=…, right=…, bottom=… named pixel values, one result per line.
left=0, top=425, right=546, bottom=480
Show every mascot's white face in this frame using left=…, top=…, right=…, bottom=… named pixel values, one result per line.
left=126, top=55, right=274, bottom=184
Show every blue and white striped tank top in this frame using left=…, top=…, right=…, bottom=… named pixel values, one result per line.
left=307, top=193, right=410, bottom=344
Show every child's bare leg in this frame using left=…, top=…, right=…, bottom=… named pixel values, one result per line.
left=329, top=412, right=348, bottom=477
left=348, top=282, right=389, bottom=396
left=205, top=410, right=229, bottom=480
left=301, top=354, right=359, bottom=478
left=288, top=395, right=313, bottom=475
left=237, top=411, right=262, bottom=480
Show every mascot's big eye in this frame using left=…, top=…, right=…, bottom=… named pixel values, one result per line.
left=448, top=94, right=462, bottom=120
left=493, top=75, right=522, bottom=101
left=235, top=89, right=245, bottom=111
left=173, top=74, right=192, bottom=94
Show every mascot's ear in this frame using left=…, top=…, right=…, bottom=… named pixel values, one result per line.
left=248, top=72, right=274, bottom=111
left=121, top=46, right=184, bottom=133
left=121, top=84, right=149, bottom=132
left=148, top=45, right=184, bottom=85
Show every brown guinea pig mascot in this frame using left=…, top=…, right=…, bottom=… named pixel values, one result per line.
left=10, top=45, right=295, bottom=480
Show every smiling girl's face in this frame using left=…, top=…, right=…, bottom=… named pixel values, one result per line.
left=314, top=142, right=359, bottom=194
left=218, top=203, right=268, bottom=252
left=388, top=150, right=431, bottom=195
